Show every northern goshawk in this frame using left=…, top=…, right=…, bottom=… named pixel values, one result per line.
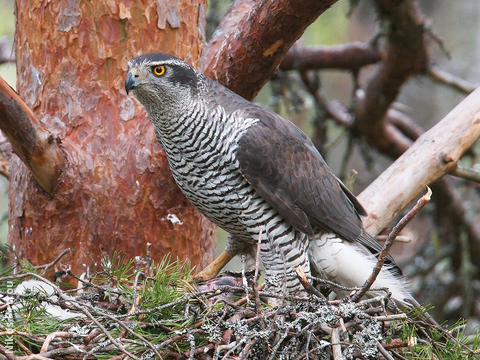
left=125, top=52, right=412, bottom=304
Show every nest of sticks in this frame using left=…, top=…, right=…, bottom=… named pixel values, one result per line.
left=1, top=189, right=477, bottom=359
left=0, top=245, right=475, bottom=360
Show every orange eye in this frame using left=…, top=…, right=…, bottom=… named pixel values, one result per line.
left=152, top=65, right=166, bottom=76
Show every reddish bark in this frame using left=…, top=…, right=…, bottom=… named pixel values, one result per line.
left=280, top=43, right=381, bottom=71
left=201, top=0, right=338, bottom=100
left=0, top=78, right=62, bottom=189
left=9, top=0, right=215, bottom=276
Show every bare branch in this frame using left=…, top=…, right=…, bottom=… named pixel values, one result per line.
left=0, top=77, right=64, bottom=193
left=375, top=235, right=412, bottom=243
left=352, top=187, right=431, bottom=302
left=429, top=65, right=477, bottom=95
left=34, top=248, right=71, bottom=275
left=331, top=327, right=343, bottom=360
left=201, top=0, right=339, bottom=100
left=451, top=164, right=480, bottom=183
left=281, top=42, right=381, bottom=71
left=386, top=109, right=423, bottom=140
left=354, top=0, right=428, bottom=154
left=296, top=266, right=326, bottom=300
left=360, top=87, right=480, bottom=235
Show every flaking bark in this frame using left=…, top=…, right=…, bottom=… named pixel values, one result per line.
left=9, top=0, right=215, bottom=276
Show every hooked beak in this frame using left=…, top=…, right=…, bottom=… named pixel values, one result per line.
left=125, top=71, right=138, bottom=95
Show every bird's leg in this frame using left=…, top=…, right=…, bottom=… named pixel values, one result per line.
left=194, top=234, right=256, bottom=281
left=194, top=251, right=233, bottom=281
left=260, top=230, right=311, bottom=302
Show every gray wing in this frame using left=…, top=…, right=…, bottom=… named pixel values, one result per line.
left=235, top=106, right=398, bottom=269
left=204, top=76, right=398, bottom=270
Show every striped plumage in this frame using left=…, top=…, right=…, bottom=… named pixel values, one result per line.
left=125, top=52, right=412, bottom=303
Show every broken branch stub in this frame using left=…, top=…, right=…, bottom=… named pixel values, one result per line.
left=0, top=77, right=63, bottom=193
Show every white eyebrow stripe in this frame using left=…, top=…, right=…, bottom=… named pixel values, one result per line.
left=129, top=58, right=187, bottom=68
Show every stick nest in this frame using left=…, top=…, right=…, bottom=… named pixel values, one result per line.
left=0, top=250, right=477, bottom=360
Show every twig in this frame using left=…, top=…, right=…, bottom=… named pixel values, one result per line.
left=374, top=314, right=408, bottom=321
left=375, top=235, right=412, bottom=243
left=15, top=338, right=32, bottom=355
left=34, top=248, right=71, bottom=275
left=377, top=341, right=395, bottom=360
left=20, top=344, right=117, bottom=359
left=40, top=331, right=72, bottom=353
left=351, top=186, right=432, bottom=302
left=428, top=65, right=477, bottom=94
left=129, top=271, right=144, bottom=314
left=221, top=339, right=247, bottom=360
left=310, top=275, right=390, bottom=297
left=0, top=344, right=16, bottom=360
left=331, top=327, right=343, bottom=360
left=268, top=330, right=289, bottom=360
left=381, top=338, right=409, bottom=350
left=66, top=270, right=125, bottom=297
left=451, top=164, right=480, bottom=183
left=74, top=303, right=140, bottom=360
left=296, top=266, right=326, bottom=300
left=187, top=334, right=196, bottom=360
left=281, top=42, right=381, bottom=71
left=85, top=303, right=164, bottom=359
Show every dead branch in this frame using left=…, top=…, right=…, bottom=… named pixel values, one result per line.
left=359, top=87, right=480, bottom=235
left=355, top=102, right=480, bottom=257
left=451, top=164, right=480, bottom=183
left=0, top=77, right=64, bottom=193
left=296, top=266, right=326, bottom=300
left=201, top=0, right=339, bottom=100
left=376, top=235, right=412, bottom=243
left=33, top=248, right=71, bottom=274
left=281, top=42, right=381, bottom=71
left=3, top=252, right=475, bottom=359
left=354, top=0, right=428, bottom=154
left=386, top=109, right=424, bottom=141
left=331, top=327, right=343, bottom=360
left=429, top=65, right=477, bottom=94
left=352, top=187, right=431, bottom=302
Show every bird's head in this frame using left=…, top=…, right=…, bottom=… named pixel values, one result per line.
left=125, top=52, right=202, bottom=118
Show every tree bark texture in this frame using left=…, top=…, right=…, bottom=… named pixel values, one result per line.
left=201, top=0, right=338, bottom=100
left=10, top=0, right=215, bottom=275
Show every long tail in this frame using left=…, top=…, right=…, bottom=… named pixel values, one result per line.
left=308, top=232, right=413, bottom=305
left=308, top=232, right=440, bottom=325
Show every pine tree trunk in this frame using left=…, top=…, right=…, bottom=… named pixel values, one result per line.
left=9, top=0, right=215, bottom=275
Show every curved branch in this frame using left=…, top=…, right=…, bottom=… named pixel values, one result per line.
left=201, top=0, right=338, bottom=100
left=354, top=0, right=428, bottom=152
left=0, top=77, right=63, bottom=193
left=428, top=65, right=477, bottom=95
left=360, top=87, right=480, bottom=235
left=280, top=42, right=381, bottom=71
